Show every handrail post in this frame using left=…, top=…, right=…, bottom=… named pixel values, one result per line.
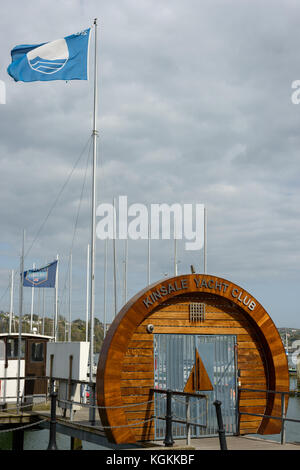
left=213, top=400, right=227, bottom=450
left=186, top=396, right=191, bottom=446
left=89, top=382, right=96, bottom=425
left=281, top=392, right=286, bottom=445
left=164, top=389, right=174, bottom=447
left=47, top=391, right=58, bottom=450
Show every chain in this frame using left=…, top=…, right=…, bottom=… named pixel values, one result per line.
left=73, top=416, right=156, bottom=430
left=4, top=399, right=49, bottom=413
left=0, top=418, right=48, bottom=434
left=57, top=398, right=155, bottom=410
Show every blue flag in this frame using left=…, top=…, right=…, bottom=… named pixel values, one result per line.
left=7, top=28, right=90, bottom=82
left=23, top=260, right=58, bottom=288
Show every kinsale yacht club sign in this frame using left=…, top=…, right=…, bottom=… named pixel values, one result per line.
left=142, top=274, right=257, bottom=312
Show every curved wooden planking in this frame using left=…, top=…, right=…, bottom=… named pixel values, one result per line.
left=96, top=274, right=289, bottom=444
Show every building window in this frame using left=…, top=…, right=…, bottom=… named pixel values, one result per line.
left=31, top=342, right=44, bottom=362
left=189, top=303, right=205, bottom=322
left=6, top=339, right=25, bottom=359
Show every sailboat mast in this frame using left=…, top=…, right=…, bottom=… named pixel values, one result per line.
left=89, top=18, right=98, bottom=423
left=54, top=254, right=59, bottom=340
left=17, top=229, right=25, bottom=413
left=68, top=252, right=72, bottom=342
left=30, top=263, right=35, bottom=332
left=9, top=269, right=14, bottom=334
left=203, top=206, right=207, bottom=274
left=103, top=238, right=107, bottom=338
left=113, top=197, right=117, bottom=318
left=85, top=244, right=90, bottom=342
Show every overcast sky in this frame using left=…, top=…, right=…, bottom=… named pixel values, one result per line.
left=1, top=0, right=300, bottom=329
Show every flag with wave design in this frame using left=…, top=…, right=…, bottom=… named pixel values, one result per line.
left=23, top=260, right=58, bottom=288
left=7, top=28, right=90, bottom=82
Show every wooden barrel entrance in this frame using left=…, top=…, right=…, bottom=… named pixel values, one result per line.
left=97, top=274, right=289, bottom=444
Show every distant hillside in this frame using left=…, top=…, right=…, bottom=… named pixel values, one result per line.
left=278, top=327, right=300, bottom=351
left=0, top=312, right=104, bottom=353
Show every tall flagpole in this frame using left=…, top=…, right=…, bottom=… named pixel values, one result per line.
left=68, top=252, right=72, bottom=342
left=42, top=288, right=45, bottom=335
left=123, top=238, right=128, bottom=304
left=113, top=197, right=117, bottom=318
left=174, top=216, right=178, bottom=276
left=103, top=239, right=107, bottom=338
left=54, top=254, right=59, bottom=341
left=9, top=269, right=14, bottom=335
left=204, top=206, right=207, bottom=274
left=85, top=244, right=90, bottom=342
left=30, top=263, right=35, bottom=333
left=147, top=218, right=151, bottom=285
left=17, top=230, right=25, bottom=413
left=89, top=18, right=98, bottom=423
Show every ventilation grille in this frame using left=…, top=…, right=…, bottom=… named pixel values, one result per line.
left=189, top=302, right=206, bottom=322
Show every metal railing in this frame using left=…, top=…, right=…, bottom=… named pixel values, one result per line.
left=151, top=388, right=227, bottom=450
left=0, top=375, right=230, bottom=450
left=238, top=388, right=298, bottom=445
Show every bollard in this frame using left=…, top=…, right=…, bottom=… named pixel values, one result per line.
left=164, top=390, right=174, bottom=447
left=213, top=400, right=227, bottom=450
left=47, top=391, right=58, bottom=450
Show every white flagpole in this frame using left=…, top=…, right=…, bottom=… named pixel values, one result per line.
left=89, top=18, right=98, bottom=423
left=42, top=288, right=45, bottom=336
left=124, top=238, right=128, bottom=304
left=9, top=269, right=14, bottom=335
left=174, top=218, right=178, bottom=276
left=147, top=219, right=151, bottom=285
left=85, top=244, right=90, bottom=342
left=203, top=206, right=207, bottom=274
left=54, top=254, right=59, bottom=341
left=30, top=263, right=35, bottom=333
left=17, top=230, right=25, bottom=413
left=103, top=239, right=107, bottom=338
left=68, top=252, right=72, bottom=342
left=113, top=197, right=117, bottom=318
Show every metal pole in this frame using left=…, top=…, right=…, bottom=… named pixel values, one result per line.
left=54, top=255, right=59, bottom=341
left=89, top=18, right=98, bottom=424
left=186, top=395, right=191, bottom=446
left=174, top=223, right=178, bottom=276
left=147, top=219, right=151, bottom=285
left=85, top=244, right=90, bottom=342
left=42, top=288, right=45, bottom=336
left=124, top=238, right=128, bottom=304
left=9, top=270, right=14, bottom=335
left=103, top=239, right=107, bottom=338
left=203, top=206, right=207, bottom=274
left=164, top=390, right=174, bottom=447
left=281, top=393, right=286, bottom=445
left=113, top=197, right=117, bottom=318
left=47, top=391, right=58, bottom=450
left=17, top=230, right=25, bottom=414
left=30, top=263, right=35, bottom=333
left=213, top=400, right=227, bottom=450
left=68, top=252, right=72, bottom=342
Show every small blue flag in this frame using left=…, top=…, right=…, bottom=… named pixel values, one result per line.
left=23, top=260, right=58, bottom=288
left=7, top=28, right=91, bottom=82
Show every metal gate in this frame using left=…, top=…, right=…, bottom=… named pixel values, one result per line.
left=154, top=334, right=237, bottom=439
